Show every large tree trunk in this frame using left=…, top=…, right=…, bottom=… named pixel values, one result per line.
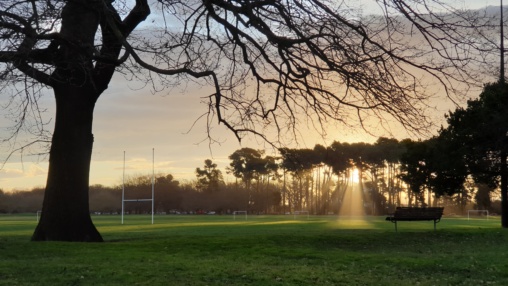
left=32, top=84, right=102, bottom=242
left=31, top=0, right=104, bottom=242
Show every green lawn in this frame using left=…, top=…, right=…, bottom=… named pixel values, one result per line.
left=1, top=214, right=507, bottom=285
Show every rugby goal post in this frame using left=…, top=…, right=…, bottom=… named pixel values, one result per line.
left=121, top=149, right=155, bottom=225
left=467, top=210, right=489, bottom=220
left=294, top=210, right=310, bottom=219
left=233, top=211, right=248, bottom=220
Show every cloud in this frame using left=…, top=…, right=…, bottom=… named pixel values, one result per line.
left=0, top=168, right=24, bottom=179
left=0, top=164, right=46, bottom=179
left=0, top=163, right=48, bottom=191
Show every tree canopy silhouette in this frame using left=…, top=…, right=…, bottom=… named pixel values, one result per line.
left=439, top=82, right=508, bottom=227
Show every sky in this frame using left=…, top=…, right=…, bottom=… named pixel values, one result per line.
left=0, top=0, right=502, bottom=192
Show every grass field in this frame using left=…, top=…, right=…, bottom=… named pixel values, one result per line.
left=1, top=214, right=507, bottom=285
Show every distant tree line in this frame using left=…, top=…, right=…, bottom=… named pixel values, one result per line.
left=0, top=137, right=500, bottom=215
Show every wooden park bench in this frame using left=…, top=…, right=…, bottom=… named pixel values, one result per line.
left=386, top=207, right=444, bottom=232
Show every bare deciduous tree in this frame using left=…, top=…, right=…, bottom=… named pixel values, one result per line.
left=0, top=0, right=497, bottom=241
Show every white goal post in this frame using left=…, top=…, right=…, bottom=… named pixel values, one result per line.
left=467, top=210, right=489, bottom=220
left=121, top=149, right=155, bottom=225
left=233, top=211, right=248, bottom=220
left=293, top=210, right=310, bottom=219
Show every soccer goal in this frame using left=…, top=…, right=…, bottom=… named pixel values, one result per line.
left=467, top=210, right=489, bottom=220
left=121, top=149, right=155, bottom=225
left=293, top=210, right=310, bottom=219
left=233, top=211, right=248, bottom=220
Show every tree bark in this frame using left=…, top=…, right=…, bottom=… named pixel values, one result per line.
left=32, top=83, right=102, bottom=241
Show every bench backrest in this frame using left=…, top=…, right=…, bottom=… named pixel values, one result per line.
left=393, top=207, right=444, bottom=219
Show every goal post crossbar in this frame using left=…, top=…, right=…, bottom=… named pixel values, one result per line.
left=123, top=199, right=153, bottom=202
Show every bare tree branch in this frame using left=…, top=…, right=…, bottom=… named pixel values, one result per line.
left=0, top=0, right=502, bottom=154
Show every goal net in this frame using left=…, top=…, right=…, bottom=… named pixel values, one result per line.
left=467, top=210, right=489, bottom=220
left=293, top=210, right=310, bottom=219
left=233, top=211, right=248, bottom=220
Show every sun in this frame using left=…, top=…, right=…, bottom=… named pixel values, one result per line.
left=351, top=168, right=360, bottom=184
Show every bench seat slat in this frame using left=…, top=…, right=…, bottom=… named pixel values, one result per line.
left=388, top=217, right=440, bottom=221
